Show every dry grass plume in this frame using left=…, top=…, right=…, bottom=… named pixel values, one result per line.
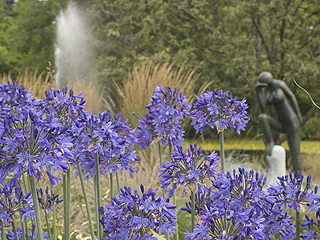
left=113, top=61, right=212, bottom=127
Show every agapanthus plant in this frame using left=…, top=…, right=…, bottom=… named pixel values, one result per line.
left=184, top=169, right=296, bottom=239
left=0, top=108, right=70, bottom=186
left=0, top=82, right=34, bottom=118
left=37, top=186, right=62, bottom=212
left=158, top=143, right=218, bottom=232
left=74, top=110, right=139, bottom=239
left=99, top=185, right=177, bottom=239
left=190, top=89, right=250, bottom=172
left=301, top=208, right=320, bottom=239
left=134, top=85, right=191, bottom=150
left=6, top=224, right=51, bottom=240
left=0, top=182, right=33, bottom=226
left=267, top=172, right=320, bottom=240
left=190, top=90, right=249, bottom=134
left=78, top=110, right=138, bottom=179
left=267, top=172, right=320, bottom=213
left=42, top=87, right=87, bottom=125
left=158, top=143, right=219, bottom=198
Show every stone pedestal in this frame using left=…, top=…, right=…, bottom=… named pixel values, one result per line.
left=266, top=145, right=286, bottom=185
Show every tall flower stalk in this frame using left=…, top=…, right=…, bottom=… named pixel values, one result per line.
left=76, top=161, right=95, bottom=240
left=158, top=143, right=219, bottom=232
left=184, top=169, right=296, bottom=239
left=267, top=172, right=320, bottom=240
left=94, top=152, right=102, bottom=240
left=99, top=185, right=177, bottom=239
left=29, top=175, right=44, bottom=240
left=135, top=85, right=191, bottom=238
left=191, top=89, right=249, bottom=171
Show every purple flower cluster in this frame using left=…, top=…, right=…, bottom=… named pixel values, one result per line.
left=0, top=81, right=34, bottom=118
left=158, top=143, right=219, bottom=197
left=42, top=87, right=87, bottom=125
left=77, top=111, right=139, bottom=179
left=191, top=90, right=249, bottom=134
left=37, top=186, right=62, bottom=212
left=184, top=169, right=296, bottom=239
left=6, top=224, right=50, bottom=240
left=135, top=85, right=191, bottom=150
left=99, top=185, right=177, bottom=239
left=301, top=210, right=320, bottom=239
left=267, top=172, right=320, bottom=213
left=0, top=107, right=70, bottom=186
left=0, top=182, right=33, bottom=227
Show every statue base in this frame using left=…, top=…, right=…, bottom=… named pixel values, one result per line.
left=266, top=145, right=286, bottom=185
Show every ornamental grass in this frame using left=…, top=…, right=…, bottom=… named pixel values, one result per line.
left=1, top=73, right=320, bottom=240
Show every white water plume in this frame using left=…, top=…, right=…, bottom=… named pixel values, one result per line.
left=55, top=2, right=94, bottom=88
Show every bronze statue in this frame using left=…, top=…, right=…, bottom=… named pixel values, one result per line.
left=256, top=72, right=302, bottom=174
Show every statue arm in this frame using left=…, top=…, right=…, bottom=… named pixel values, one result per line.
left=255, top=83, right=268, bottom=113
left=280, top=82, right=303, bottom=125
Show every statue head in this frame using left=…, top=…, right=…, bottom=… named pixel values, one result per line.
left=258, top=72, right=273, bottom=84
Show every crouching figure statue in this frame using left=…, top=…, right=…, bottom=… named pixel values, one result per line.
left=256, top=72, right=302, bottom=174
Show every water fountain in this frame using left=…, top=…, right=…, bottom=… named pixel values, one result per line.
left=55, top=2, right=93, bottom=88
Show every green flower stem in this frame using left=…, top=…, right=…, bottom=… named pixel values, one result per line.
left=12, top=219, right=19, bottom=240
left=44, top=211, right=51, bottom=239
left=110, top=173, right=114, bottom=198
left=296, top=211, right=300, bottom=240
left=158, top=142, right=164, bottom=196
left=19, top=211, right=26, bottom=240
left=94, top=152, right=102, bottom=240
left=77, top=161, right=95, bottom=240
left=63, top=169, right=71, bottom=240
left=169, top=142, right=179, bottom=240
left=28, top=174, right=44, bottom=240
left=191, top=191, right=195, bottom=231
left=219, top=131, right=225, bottom=171
left=116, top=172, right=120, bottom=193
left=140, top=228, right=145, bottom=238
left=22, top=173, right=29, bottom=196
left=63, top=174, right=67, bottom=238
left=18, top=179, right=27, bottom=240
left=158, top=142, right=169, bottom=239
left=23, top=173, right=35, bottom=230
left=1, top=220, right=5, bottom=240
left=219, top=131, right=228, bottom=231
left=50, top=185, right=57, bottom=240
left=158, top=142, right=162, bottom=162
left=173, top=191, right=179, bottom=240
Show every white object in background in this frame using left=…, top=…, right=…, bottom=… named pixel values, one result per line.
left=266, top=145, right=286, bottom=186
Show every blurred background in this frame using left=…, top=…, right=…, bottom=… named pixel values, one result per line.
left=0, top=0, right=320, bottom=174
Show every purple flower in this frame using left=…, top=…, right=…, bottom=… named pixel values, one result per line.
left=267, top=172, right=320, bottom=213
left=301, top=213, right=320, bottom=239
left=99, top=185, right=177, bottom=239
left=0, top=108, right=70, bottom=186
left=191, top=89, right=249, bottom=134
left=0, top=81, right=35, bottom=118
left=134, top=85, right=191, bottom=150
left=184, top=169, right=296, bottom=239
left=78, top=111, right=139, bottom=179
left=158, top=143, right=219, bottom=197
left=6, top=223, right=51, bottom=239
left=0, top=183, right=32, bottom=226
left=37, top=186, right=63, bottom=212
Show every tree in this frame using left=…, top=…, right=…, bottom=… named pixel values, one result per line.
left=0, top=0, right=14, bottom=73
left=90, top=0, right=320, bottom=133
left=0, top=0, right=60, bottom=77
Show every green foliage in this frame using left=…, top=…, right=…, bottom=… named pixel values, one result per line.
left=88, top=0, right=320, bottom=139
left=0, top=0, right=61, bottom=76
left=301, top=114, right=320, bottom=140
left=0, top=0, right=319, bottom=138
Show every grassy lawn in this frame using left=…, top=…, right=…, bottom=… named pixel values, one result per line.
left=185, top=138, right=320, bottom=154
